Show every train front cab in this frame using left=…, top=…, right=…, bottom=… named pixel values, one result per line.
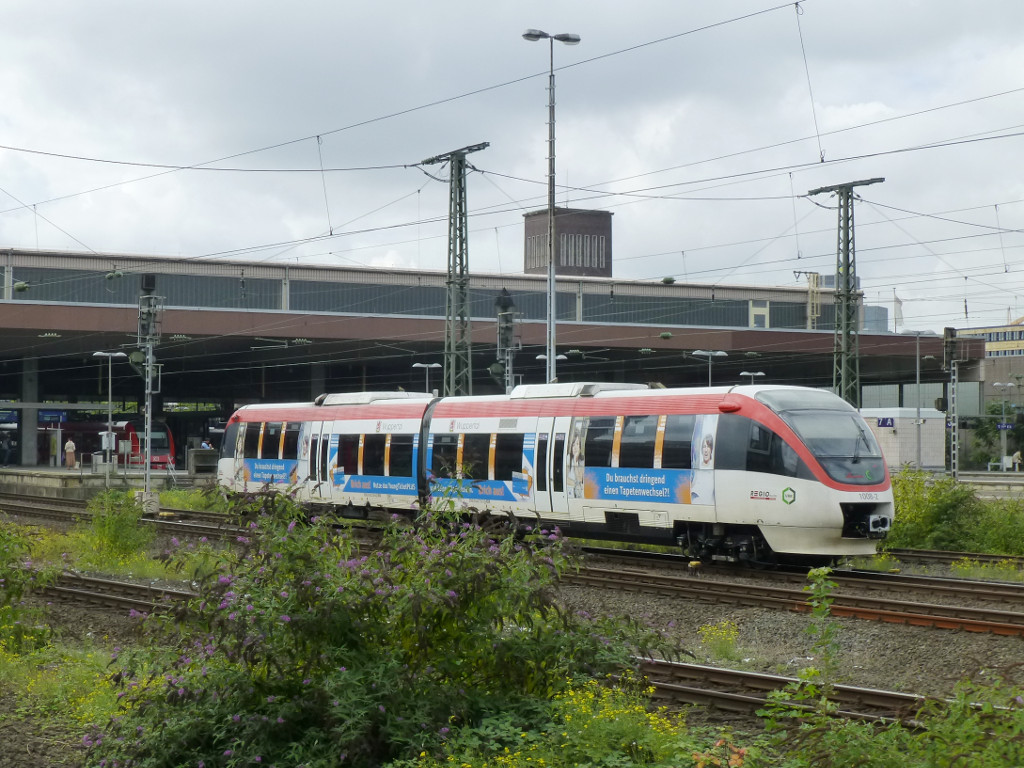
left=711, top=388, right=893, bottom=561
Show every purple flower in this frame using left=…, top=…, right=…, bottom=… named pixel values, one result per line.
left=280, top=615, right=291, bottom=623
left=232, top=714, right=240, bottom=722
left=170, top=537, right=180, bottom=546
left=218, top=575, right=232, bottom=585
left=223, top=750, right=233, bottom=756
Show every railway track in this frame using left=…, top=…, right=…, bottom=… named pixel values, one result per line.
left=0, top=492, right=241, bottom=540
left=38, top=573, right=928, bottom=723
left=640, top=659, right=924, bottom=722
left=570, top=565, right=1024, bottom=636
left=886, top=547, right=1024, bottom=568
left=41, top=572, right=195, bottom=614
left=585, top=546, right=1024, bottom=604
left=10, top=493, right=1024, bottom=636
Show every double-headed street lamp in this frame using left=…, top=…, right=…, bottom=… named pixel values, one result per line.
left=692, top=350, right=727, bottom=386
left=523, top=28, right=581, bottom=384
left=413, top=362, right=442, bottom=394
left=92, top=351, right=127, bottom=472
left=740, top=370, right=765, bottom=385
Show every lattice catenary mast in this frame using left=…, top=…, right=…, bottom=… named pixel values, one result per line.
left=421, top=142, right=489, bottom=396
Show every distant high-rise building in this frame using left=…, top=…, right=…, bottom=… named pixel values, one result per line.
left=524, top=208, right=613, bottom=278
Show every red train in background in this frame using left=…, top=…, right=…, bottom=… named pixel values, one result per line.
left=35, top=418, right=176, bottom=468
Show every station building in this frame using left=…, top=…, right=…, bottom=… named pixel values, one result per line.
left=0, top=246, right=982, bottom=467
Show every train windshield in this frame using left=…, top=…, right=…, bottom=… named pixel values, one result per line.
left=757, top=390, right=886, bottom=485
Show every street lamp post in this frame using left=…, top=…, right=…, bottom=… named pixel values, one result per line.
left=92, top=351, right=127, bottom=478
left=739, top=370, right=765, bottom=385
left=523, top=28, right=580, bottom=384
left=693, top=350, right=727, bottom=386
left=412, top=362, right=442, bottom=394
left=994, top=382, right=1017, bottom=469
left=915, top=333, right=922, bottom=468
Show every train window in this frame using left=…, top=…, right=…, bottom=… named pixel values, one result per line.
left=715, top=414, right=750, bottom=471
left=263, top=422, right=283, bottom=459
left=536, top=432, right=548, bottom=492
left=716, top=414, right=812, bottom=479
left=243, top=423, right=261, bottom=459
left=149, top=427, right=171, bottom=452
left=338, top=434, right=360, bottom=475
left=552, top=433, right=565, bottom=492
left=282, top=423, right=300, bottom=461
left=431, top=434, right=459, bottom=478
left=363, top=434, right=386, bottom=476
left=661, top=414, right=694, bottom=469
left=388, top=434, right=414, bottom=477
left=462, top=433, right=491, bottom=479
left=583, top=417, right=616, bottom=468
left=221, top=422, right=238, bottom=458
left=618, top=415, right=658, bottom=469
left=494, top=433, right=525, bottom=481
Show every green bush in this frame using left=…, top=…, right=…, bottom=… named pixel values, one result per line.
left=0, top=523, right=55, bottom=654
left=87, top=494, right=684, bottom=767
left=887, top=469, right=984, bottom=551
left=889, top=468, right=1024, bottom=555
left=84, top=490, right=154, bottom=558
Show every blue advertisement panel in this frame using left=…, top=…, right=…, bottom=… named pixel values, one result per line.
left=335, top=475, right=418, bottom=496
left=582, top=467, right=693, bottom=503
left=245, top=458, right=298, bottom=484
left=429, top=478, right=520, bottom=502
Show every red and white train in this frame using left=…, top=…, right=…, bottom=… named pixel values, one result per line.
left=217, top=382, right=893, bottom=564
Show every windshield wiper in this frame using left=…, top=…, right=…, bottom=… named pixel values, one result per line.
left=852, top=422, right=871, bottom=464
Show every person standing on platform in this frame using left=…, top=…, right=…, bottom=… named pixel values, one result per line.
left=1013, top=449, right=1022, bottom=472
left=64, top=438, right=76, bottom=469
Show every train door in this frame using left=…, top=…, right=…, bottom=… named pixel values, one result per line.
left=307, top=421, right=333, bottom=500
left=534, top=415, right=572, bottom=517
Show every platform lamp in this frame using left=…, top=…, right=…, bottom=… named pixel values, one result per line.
left=692, top=350, right=727, bottom=386
left=412, top=362, right=441, bottom=395
left=740, top=370, right=765, bottom=385
left=92, top=351, right=127, bottom=474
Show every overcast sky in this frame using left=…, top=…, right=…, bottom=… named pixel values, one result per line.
left=2, top=0, right=1023, bottom=335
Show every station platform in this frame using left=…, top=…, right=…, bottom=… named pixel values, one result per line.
left=0, top=463, right=215, bottom=501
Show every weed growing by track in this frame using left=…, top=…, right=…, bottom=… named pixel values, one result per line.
left=888, top=467, right=1024, bottom=556
left=85, top=492, right=698, bottom=767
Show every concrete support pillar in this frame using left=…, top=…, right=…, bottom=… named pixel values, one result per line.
left=20, top=358, right=38, bottom=466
